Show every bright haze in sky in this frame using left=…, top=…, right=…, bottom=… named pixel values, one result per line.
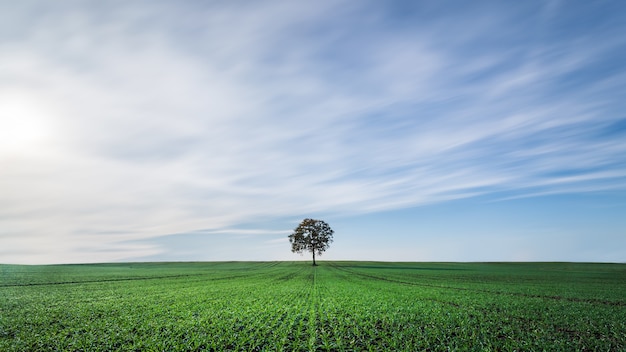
left=1, top=1, right=625, bottom=264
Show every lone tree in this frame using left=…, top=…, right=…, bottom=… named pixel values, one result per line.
left=289, top=218, right=334, bottom=266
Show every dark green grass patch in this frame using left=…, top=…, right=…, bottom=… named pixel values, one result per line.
left=1, top=261, right=624, bottom=351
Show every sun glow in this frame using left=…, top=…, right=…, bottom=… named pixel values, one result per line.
left=0, top=93, right=53, bottom=154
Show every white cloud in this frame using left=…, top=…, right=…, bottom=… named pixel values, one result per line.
left=1, top=0, right=625, bottom=263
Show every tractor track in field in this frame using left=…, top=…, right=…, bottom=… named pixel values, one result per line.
left=0, top=272, right=273, bottom=288
left=0, top=274, right=208, bottom=287
left=329, top=263, right=626, bottom=307
left=1, top=263, right=285, bottom=288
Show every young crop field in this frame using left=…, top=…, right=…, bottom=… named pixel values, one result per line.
left=1, top=261, right=625, bottom=351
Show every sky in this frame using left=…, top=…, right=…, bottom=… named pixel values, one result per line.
left=1, top=0, right=625, bottom=264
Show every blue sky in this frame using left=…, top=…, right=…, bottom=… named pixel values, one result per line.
left=1, top=0, right=625, bottom=264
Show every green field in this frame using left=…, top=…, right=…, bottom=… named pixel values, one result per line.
left=1, top=261, right=625, bottom=351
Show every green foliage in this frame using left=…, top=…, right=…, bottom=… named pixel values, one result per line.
left=1, top=262, right=625, bottom=351
left=289, top=218, right=334, bottom=265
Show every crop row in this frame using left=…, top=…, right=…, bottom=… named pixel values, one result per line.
left=1, top=261, right=624, bottom=351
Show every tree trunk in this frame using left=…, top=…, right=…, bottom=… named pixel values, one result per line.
left=312, top=251, right=317, bottom=266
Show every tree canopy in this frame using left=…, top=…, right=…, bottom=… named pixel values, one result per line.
left=288, top=218, right=334, bottom=266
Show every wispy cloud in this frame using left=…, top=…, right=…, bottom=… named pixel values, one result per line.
left=1, top=1, right=625, bottom=263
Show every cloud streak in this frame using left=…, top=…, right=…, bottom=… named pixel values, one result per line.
left=1, top=0, right=625, bottom=263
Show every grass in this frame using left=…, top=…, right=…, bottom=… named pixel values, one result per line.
left=1, top=261, right=625, bottom=351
